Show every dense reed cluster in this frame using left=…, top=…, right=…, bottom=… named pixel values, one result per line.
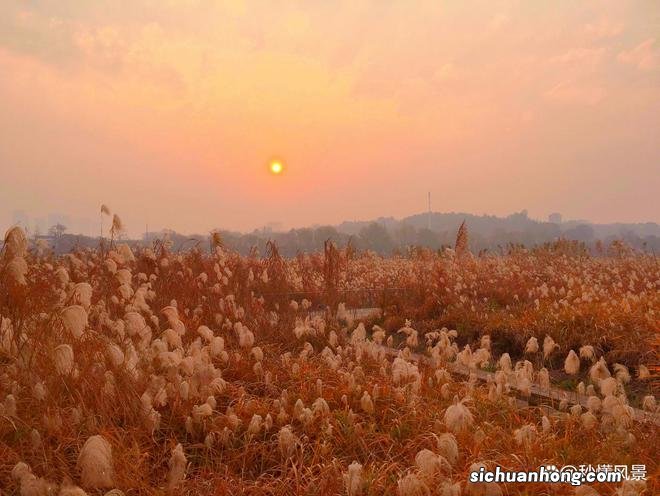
left=0, top=226, right=657, bottom=495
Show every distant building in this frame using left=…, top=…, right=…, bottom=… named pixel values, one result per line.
left=34, top=217, right=48, bottom=235
left=548, top=213, right=562, bottom=224
left=12, top=210, right=29, bottom=229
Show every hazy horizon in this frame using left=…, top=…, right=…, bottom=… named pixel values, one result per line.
left=2, top=1, right=659, bottom=237
left=5, top=205, right=660, bottom=241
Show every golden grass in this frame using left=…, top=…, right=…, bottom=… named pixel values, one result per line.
left=0, top=233, right=657, bottom=495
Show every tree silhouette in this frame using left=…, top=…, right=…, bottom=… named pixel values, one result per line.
left=48, top=223, right=67, bottom=239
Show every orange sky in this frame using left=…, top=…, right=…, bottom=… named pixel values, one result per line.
left=1, top=1, right=659, bottom=237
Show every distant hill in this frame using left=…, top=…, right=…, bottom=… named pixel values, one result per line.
left=339, top=210, right=660, bottom=238
left=332, top=210, right=659, bottom=254
left=6, top=210, right=659, bottom=256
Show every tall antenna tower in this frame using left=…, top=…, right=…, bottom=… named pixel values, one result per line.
left=427, top=191, right=431, bottom=231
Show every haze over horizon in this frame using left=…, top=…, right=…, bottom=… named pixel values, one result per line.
left=2, top=1, right=659, bottom=237
left=5, top=205, right=659, bottom=241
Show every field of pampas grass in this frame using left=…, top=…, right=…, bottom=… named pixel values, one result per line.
left=0, top=225, right=658, bottom=495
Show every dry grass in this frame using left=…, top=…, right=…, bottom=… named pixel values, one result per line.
left=0, top=230, right=657, bottom=495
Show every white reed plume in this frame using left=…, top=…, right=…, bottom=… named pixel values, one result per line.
left=71, top=282, right=93, bottom=309
left=53, top=344, right=75, bottom=376
left=166, top=443, right=187, bottom=491
left=498, top=353, right=512, bottom=372
left=277, top=425, right=298, bottom=459
left=247, top=414, right=263, bottom=437
left=77, top=435, right=114, bottom=488
left=106, top=344, right=124, bottom=368
left=538, top=367, right=550, bottom=389
left=435, top=432, right=458, bottom=465
left=579, top=345, right=596, bottom=362
left=12, top=461, right=32, bottom=482
left=589, top=357, right=611, bottom=382
left=524, top=336, right=538, bottom=354
left=641, top=395, right=656, bottom=412
left=637, top=364, right=650, bottom=379
left=440, top=383, right=451, bottom=400
left=251, top=346, right=264, bottom=361
left=614, top=480, right=646, bottom=496
left=438, top=482, right=462, bottom=496
left=61, top=305, right=88, bottom=339
left=465, top=462, right=503, bottom=496
left=579, top=410, right=598, bottom=429
left=516, top=374, right=532, bottom=397
left=574, top=485, right=600, bottom=496
left=564, top=350, right=580, bottom=375
left=372, top=325, right=386, bottom=344
left=613, top=363, right=631, bottom=383
left=3, top=226, right=28, bottom=259
left=587, top=396, right=601, bottom=413
left=444, top=395, right=474, bottom=433
left=115, top=268, right=132, bottom=286
left=541, top=415, right=551, bottom=434
left=110, top=214, right=123, bottom=239
left=235, top=323, right=255, bottom=348
left=397, top=472, right=430, bottom=496
left=30, top=429, right=42, bottom=449
left=55, top=267, right=70, bottom=286
left=599, top=377, right=619, bottom=396
left=16, top=468, right=57, bottom=496
left=514, top=424, right=537, bottom=447
left=197, top=326, right=214, bottom=343
left=415, top=449, right=450, bottom=481
left=312, top=397, right=330, bottom=417
left=360, top=391, right=374, bottom=414
left=5, top=257, right=28, bottom=285
left=192, top=403, right=213, bottom=422
left=32, top=382, right=47, bottom=401
left=117, top=243, right=135, bottom=263
left=543, top=335, right=559, bottom=359
left=59, top=483, right=90, bottom=495
left=343, top=461, right=363, bottom=496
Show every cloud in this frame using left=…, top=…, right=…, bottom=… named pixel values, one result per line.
left=544, top=81, right=607, bottom=106
left=1, top=0, right=659, bottom=231
left=584, top=18, right=623, bottom=40
left=488, top=14, right=511, bottom=32
left=0, top=3, right=81, bottom=65
left=548, top=48, right=607, bottom=67
left=617, top=38, right=657, bottom=71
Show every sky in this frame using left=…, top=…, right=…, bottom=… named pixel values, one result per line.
left=1, top=0, right=659, bottom=237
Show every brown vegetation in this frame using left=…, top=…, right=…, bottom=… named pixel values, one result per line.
left=0, top=226, right=657, bottom=495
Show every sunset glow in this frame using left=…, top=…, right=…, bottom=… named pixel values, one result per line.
left=0, top=1, right=658, bottom=236
left=1, top=2, right=659, bottom=494
left=270, top=161, right=284, bottom=175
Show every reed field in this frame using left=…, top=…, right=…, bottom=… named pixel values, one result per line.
left=0, top=222, right=658, bottom=495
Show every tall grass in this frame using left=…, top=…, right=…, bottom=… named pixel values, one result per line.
left=0, top=227, right=657, bottom=495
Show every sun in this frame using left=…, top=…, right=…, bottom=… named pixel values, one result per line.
left=269, top=161, right=284, bottom=175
